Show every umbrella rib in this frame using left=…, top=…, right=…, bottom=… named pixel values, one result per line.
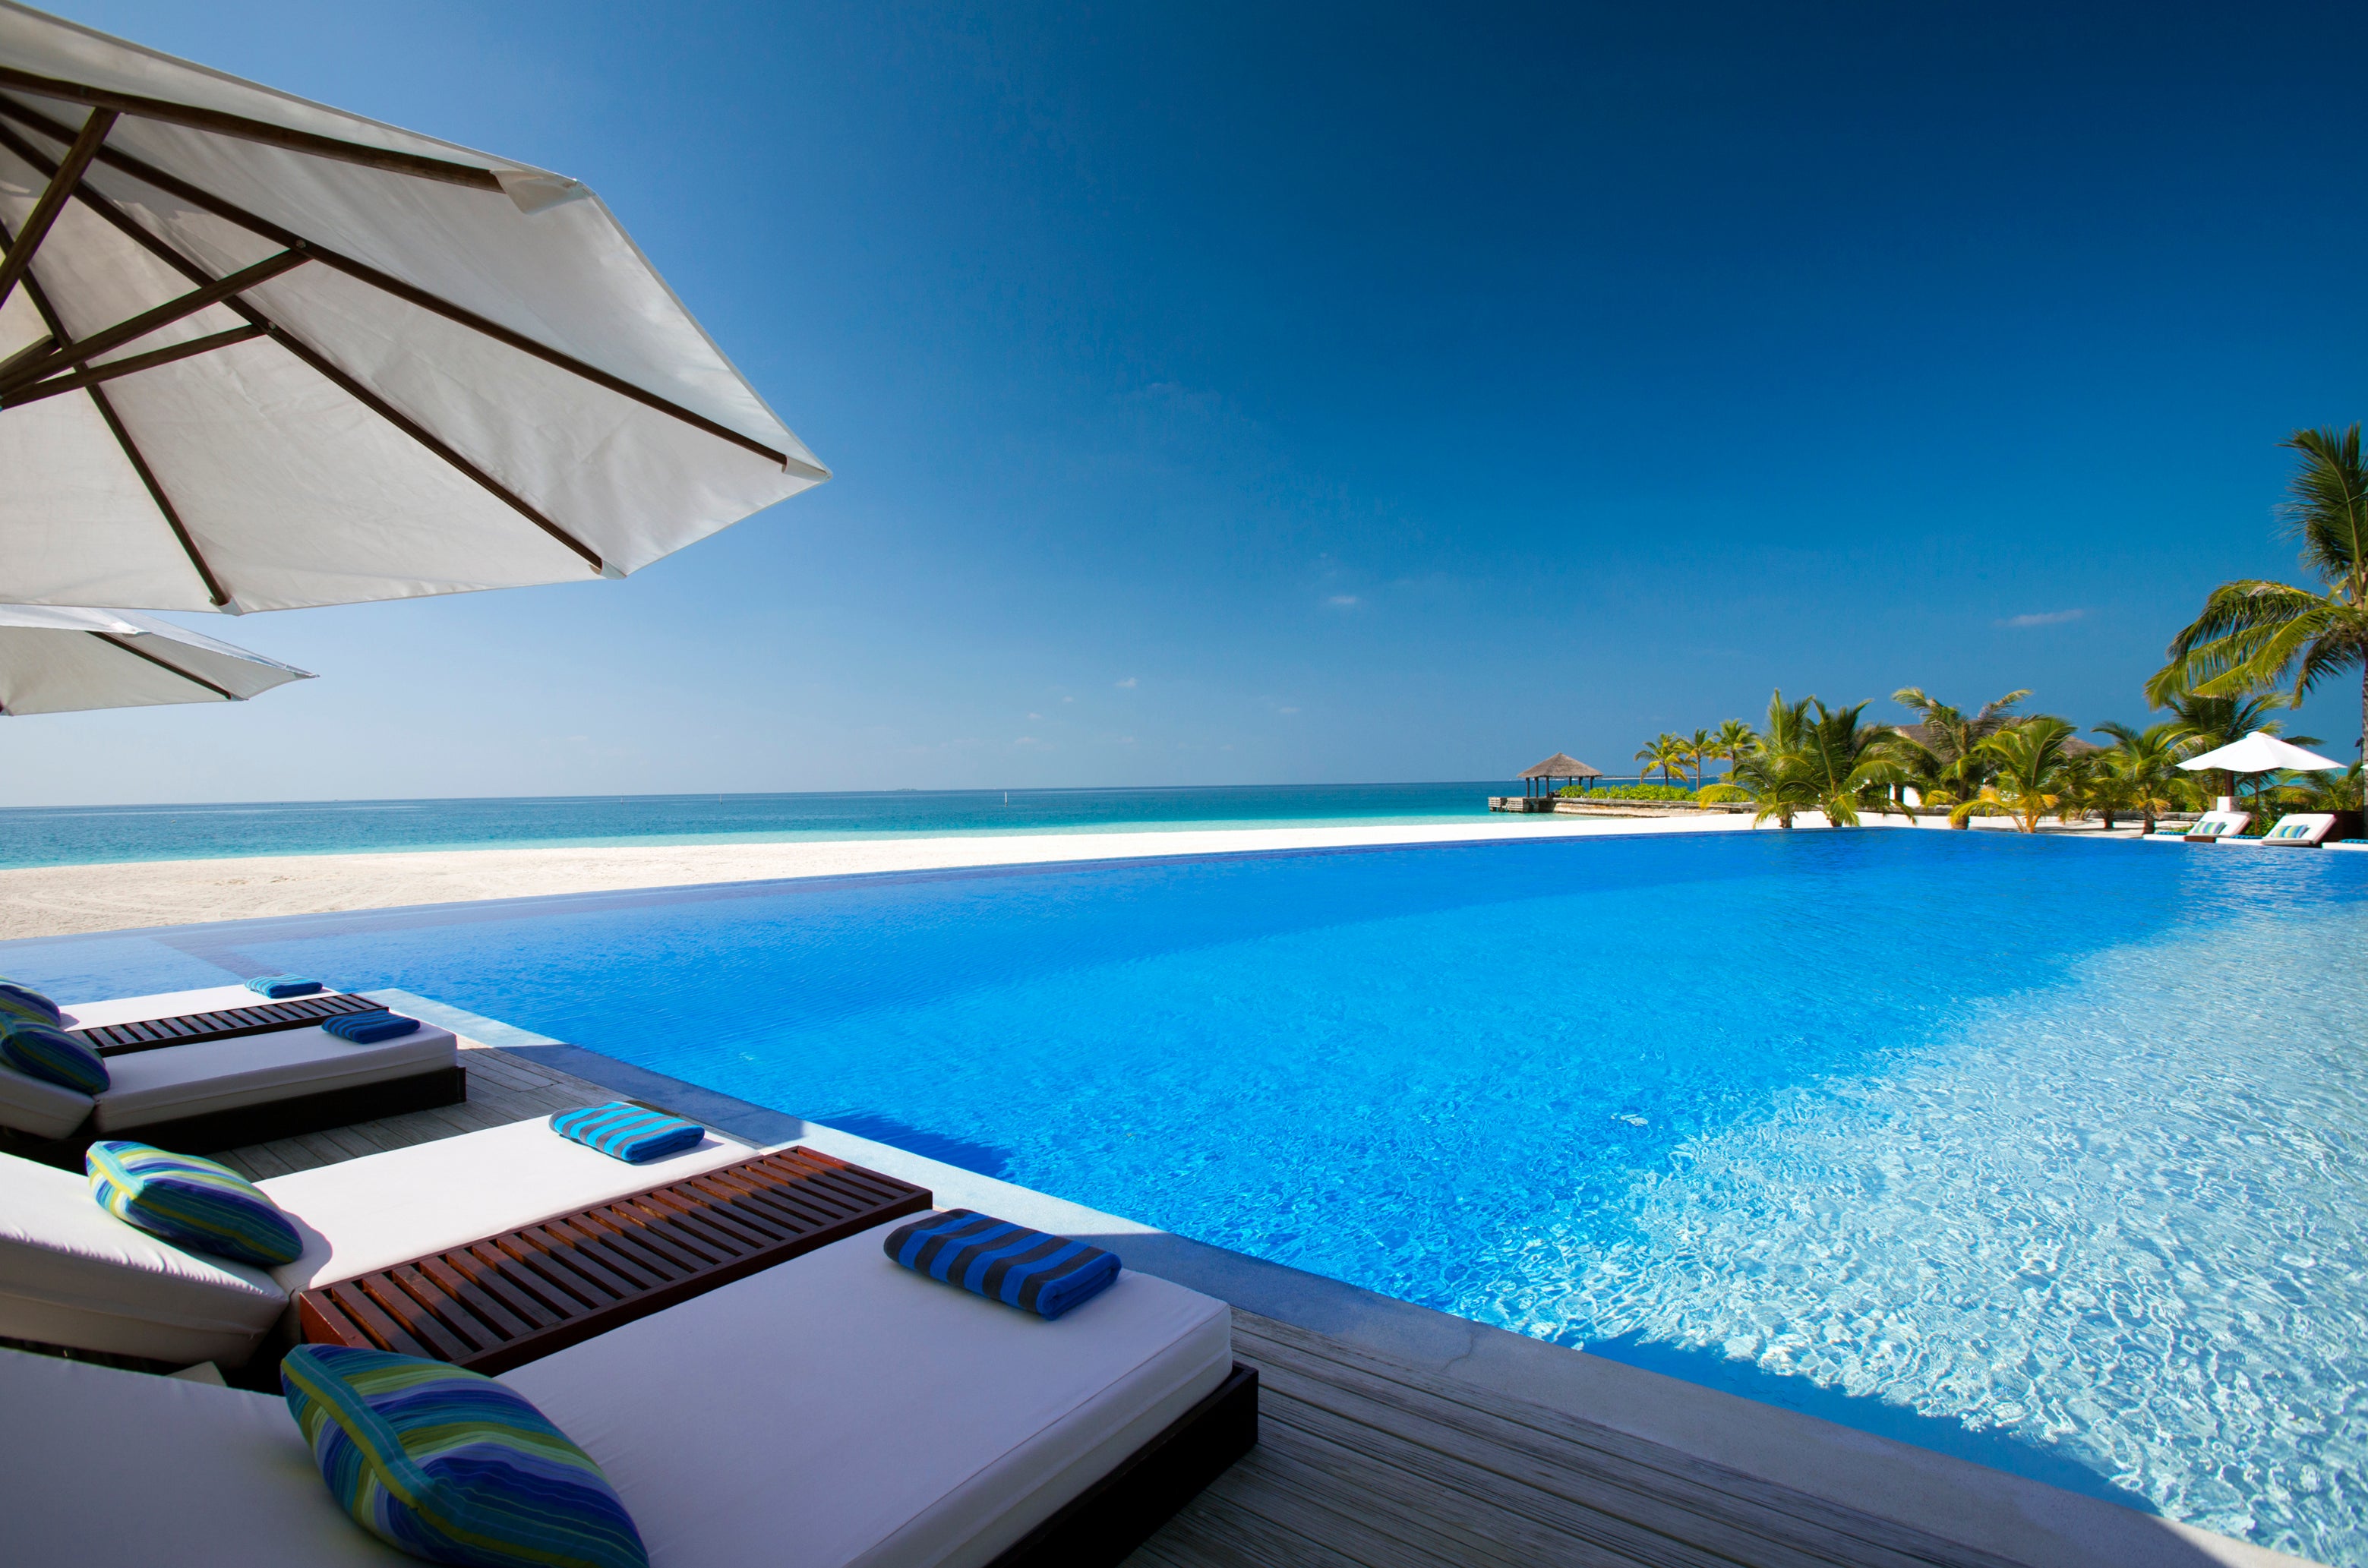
left=0, top=210, right=232, bottom=607
left=0, top=247, right=311, bottom=395
left=87, top=632, right=240, bottom=702
left=0, top=113, right=611, bottom=578
left=0, top=67, right=504, bottom=191
left=0, top=107, right=112, bottom=313
left=0, top=93, right=815, bottom=476
left=0, top=326, right=267, bottom=407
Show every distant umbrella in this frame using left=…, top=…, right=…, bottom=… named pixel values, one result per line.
left=0, top=2, right=826, bottom=614
left=0, top=602, right=309, bottom=714
left=2177, top=731, right=2345, bottom=775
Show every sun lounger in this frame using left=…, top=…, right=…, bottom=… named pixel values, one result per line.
left=1, top=1213, right=1254, bottom=1568
left=2183, top=810, right=2249, bottom=841
left=2259, top=812, right=2341, bottom=846
left=58, top=983, right=393, bottom=1057
left=0, top=1021, right=463, bottom=1169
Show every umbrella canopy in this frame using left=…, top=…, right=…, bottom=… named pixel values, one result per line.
left=2178, top=730, right=2346, bottom=775
left=0, top=601, right=309, bottom=713
left=0, top=2, right=826, bottom=614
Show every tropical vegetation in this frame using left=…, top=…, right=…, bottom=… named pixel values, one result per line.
left=1574, top=424, right=2366, bottom=836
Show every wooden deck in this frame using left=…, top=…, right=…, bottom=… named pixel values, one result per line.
left=217, top=1045, right=2010, bottom=1568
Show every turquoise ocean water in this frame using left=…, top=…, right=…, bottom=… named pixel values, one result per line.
left=0, top=781, right=1514, bottom=869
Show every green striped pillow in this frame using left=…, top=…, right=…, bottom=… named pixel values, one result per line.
left=0, top=1016, right=107, bottom=1094
left=282, top=1346, right=649, bottom=1568
left=87, top=1141, right=302, bottom=1267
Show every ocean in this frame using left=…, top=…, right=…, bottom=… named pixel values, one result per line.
left=0, top=781, right=1517, bottom=869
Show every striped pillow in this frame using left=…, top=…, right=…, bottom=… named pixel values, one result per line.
left=87, top=1141, right=301, bottom=1266
left=549, top=1103, right=706, bottom=1163
left=0, top=976, right=63, bottom=1026
left=883, top=1209, right=1122, bottom=1320
left=1, top=1015, right=108, bottom=1094
left=281, top=1345, right=648, bottom=1568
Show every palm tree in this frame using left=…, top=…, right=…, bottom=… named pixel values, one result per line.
left=2152, top=424, right=2368, bottom=757
left=1890, top=687, right=2030, bottom=812
left=1683, top=728, right=1715, bottom=790
left=1699, top=690, right=1861, bottom=828
left=2094, top=721, right=2188, bottom=833
left=1947, top=717, right=2076, bottom=833
left=1793, top=700, right=1912, bottom=826
left=1710, top=718, right=1757, bottom=780
left=1634, top=734, right=1693, bottom=788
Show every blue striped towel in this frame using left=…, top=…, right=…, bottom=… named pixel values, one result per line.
left=549, top=1103, right=707, bottom=1163
left=882, top=1210, right=1121, bottom=1320
left=322, top=1011, right=419, bottom=1044
left=245, top=975, right=325, bottom=999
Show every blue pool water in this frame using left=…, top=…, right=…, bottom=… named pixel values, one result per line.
left=0, top=781, right=1514, bottom=868
left=11, top=829, right=2367, bottom=1563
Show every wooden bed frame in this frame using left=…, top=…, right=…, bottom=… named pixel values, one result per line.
left=71, top=991, right=390, bottom=1056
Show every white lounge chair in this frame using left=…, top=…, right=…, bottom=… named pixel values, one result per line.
left=2182, top=810, right=2249, bottom=842
left=0, top=1021, right=463, bottom=1168
left=0, top=1117, right=756, bottom=1365
left=2259, top=812, right=2340, bottom=846
left=1, top=1182, right=1248, bottom=1568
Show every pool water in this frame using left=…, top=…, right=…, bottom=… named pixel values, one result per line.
left=14, top=830, right=2368, bottom=1563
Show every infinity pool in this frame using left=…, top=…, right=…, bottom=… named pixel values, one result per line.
left=14, top=830, right=2367, bottom=1563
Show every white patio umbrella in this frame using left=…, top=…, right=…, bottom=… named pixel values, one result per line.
left=0, top=2, right=826, bottom=614
left=2177, top=731, right=2346, bottom=777
left=0, top=602, right=309, bottom=714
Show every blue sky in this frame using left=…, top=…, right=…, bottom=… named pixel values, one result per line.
left=13, top=2, right=2368, bottom=804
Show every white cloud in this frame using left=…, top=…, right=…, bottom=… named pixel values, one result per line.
left=1116, top=677, right=1138, bottom=688
left=1026, top=711, right=1043, bottom=720
left=1325, top=595, right=1360, bottom=607
left=1997, top=608, right=2085, bottom=628
left=1279, top=706, right=1300, bottom=715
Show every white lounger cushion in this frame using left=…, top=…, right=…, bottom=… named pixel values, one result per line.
left=257, top=1113, right=761, bottom=1296
left=0, top=1153, right=286, bottom=1365
left=0, top=1058, right=93, bottom=1139
left=89, top=1024, right=456, bottom=1134
left=56, top=983, right=302, bottom=1030
left=506, top=1223, right=1233, bottom=1568
left=0, top=1349, right=401, bottom=1566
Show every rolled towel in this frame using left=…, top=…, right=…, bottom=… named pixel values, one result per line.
left=245, top=975, right=325, bottom=999
left=882, top=1209, right=1120, bottom=1320
left=549, top=1102, right=707, bottom=1163
left=321, top=1011, right=420, bottom=1044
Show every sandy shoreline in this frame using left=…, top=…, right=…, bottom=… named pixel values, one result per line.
left=0, top=813, right=1775, bottom=941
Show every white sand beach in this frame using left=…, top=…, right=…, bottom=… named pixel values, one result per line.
left=0, top=812, right=1779, bottom=941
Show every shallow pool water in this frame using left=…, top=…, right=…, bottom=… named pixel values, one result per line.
left=14, top=830, right=2368, bottom=1562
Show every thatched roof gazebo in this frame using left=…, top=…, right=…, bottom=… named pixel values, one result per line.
left=1517, top=752, right=1603, bottom=797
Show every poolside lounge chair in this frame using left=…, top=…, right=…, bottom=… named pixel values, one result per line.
left=58, top=983, right=396, bottom=1055
left=0, top=1021, right=463, bottom=1169
left=2182, top=810, right=2249, bottom=842
left=1, top=1125, right=1253, bottom=1567
left=0, top=1116, right=759, bottom=1366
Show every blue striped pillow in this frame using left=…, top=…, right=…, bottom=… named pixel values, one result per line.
left=281, top=1345, right=648, bottom=1568
left=87, top=1141, right=301, bottom=1266
left=883, top=1209, right=1122, bottom=1319
left=0, top=976, right=63, bottom=1026
left=549, top=1103, right=706, bottom=1164
left=1, top=1015, right=108, bottom=1094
